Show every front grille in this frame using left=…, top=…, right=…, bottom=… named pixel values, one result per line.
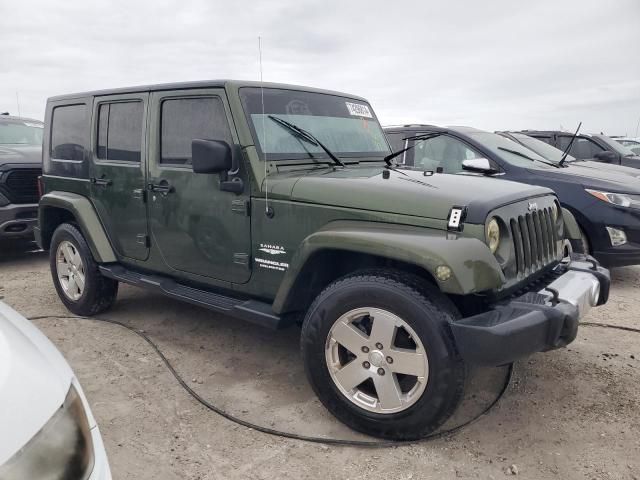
left=2, top=169, right=40, bottom=204
left=509, top=207, right=558, bottom=277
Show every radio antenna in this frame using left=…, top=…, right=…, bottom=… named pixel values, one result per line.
left=15, top=92, right=21, bottom=117
left=258, top=36, right=269, bottom=215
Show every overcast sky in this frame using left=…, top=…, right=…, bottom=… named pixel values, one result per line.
left=1, top=0, right=639, bottom=135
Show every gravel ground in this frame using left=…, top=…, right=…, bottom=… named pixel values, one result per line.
left=1, top=241, right=639, bottom=480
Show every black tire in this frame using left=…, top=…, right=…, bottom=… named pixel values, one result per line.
left=300, top=269, right=466, bottom=440
left=49, top=223, right=118, bottom=316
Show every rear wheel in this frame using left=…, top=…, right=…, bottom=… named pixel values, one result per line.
left=300, top=270, right=466, bottom=440
left=50, top=223, right=118, bottom=316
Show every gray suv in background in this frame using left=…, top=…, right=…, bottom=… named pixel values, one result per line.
left=0, top=114, right=43, bottom=241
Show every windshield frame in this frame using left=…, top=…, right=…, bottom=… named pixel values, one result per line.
left=238, top=87, right=391, bottom=163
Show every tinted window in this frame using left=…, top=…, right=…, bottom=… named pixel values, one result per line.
left=409, top=135, right=483, bottom=173
left=51, top=104, right=86, bottom=161
left=161, top=97, right=231, bottom=165
left=558, top=136, right=604, bottom=159
left=386, top=133, right=406, bottom=152
left=97, top=102, right=143, bottom=162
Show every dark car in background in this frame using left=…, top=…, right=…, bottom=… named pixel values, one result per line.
left=498, top=131, right=640, bottom=180
left=0, top=115, right=43, bottom=241
left=519, top=130, right=640, bottom=168
left=385, top=125, right=640, bottom=267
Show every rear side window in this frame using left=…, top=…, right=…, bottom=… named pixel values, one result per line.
left=160, top=97, right=231, bottom=165
left=97, top=101, right=144, bottom=162
left=50, top=104, right=87, bottom=161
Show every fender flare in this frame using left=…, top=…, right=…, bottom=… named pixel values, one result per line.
left=38, top=191, right=116, bottom=263
left=272, top=221, right=505, bottom=314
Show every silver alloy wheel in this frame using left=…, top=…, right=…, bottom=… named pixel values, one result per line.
left=56, top=240, right=86, bottom=301
left=325, top=307, right=429, bottom=414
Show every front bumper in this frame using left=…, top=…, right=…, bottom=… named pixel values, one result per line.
left=0, top=203, right=38, bottom=238
left=450, top=254, right=610, bottom=366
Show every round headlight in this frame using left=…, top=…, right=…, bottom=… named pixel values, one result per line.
left=486, top=217, right=500, bottom=254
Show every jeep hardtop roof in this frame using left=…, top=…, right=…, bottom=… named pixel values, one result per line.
left=47, top=80, right=368, bottom=103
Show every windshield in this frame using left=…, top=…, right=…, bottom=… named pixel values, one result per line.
left=239, top=88, right=390, bottom=161
left=0, top=119, right=43, bottom=145
left=467, top=131, right=553, bottom=168
left=596, top=135, right=637, bottom=156
left=508, top=133, right=575, bottom=163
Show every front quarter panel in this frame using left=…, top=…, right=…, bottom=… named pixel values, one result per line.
left=273, top=221, right=504, bottom=313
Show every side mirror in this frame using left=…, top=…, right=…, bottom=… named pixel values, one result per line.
left=593, top=150, right=617, bottom=164
left=462, top=158, right=500, bottom=175
left=192, top=139, right=232, bottom=174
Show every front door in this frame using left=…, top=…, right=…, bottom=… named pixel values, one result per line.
left=147, top=89, right=251, bottom=283
left=90, top=93, right=149, bottom=261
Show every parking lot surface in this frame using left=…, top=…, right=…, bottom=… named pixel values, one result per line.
left=1, top=242, right=639, bottom=480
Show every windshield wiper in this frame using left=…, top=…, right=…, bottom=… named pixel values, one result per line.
left=497, top=146, right=559, bottom=168
left=383, top=132, right=445, bottom=166
left=267, top=115, right=345, bottom=167
left=558, top=122, right=582, bottom=167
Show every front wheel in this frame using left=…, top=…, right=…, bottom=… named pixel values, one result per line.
left=300, top=270, right=466, bottom=440
left=50, top=223, right=118, bottom=316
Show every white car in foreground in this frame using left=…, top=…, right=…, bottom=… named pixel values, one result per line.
left=0, top=301, right=111, bottom=479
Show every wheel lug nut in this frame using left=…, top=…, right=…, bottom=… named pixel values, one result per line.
left=377, top=368, right=385, bottom=375
left=375, top=343, right=383, bottom=350
left=363, top=361, right=371, bottom=369
left=361, top=346, right=369, bottom=353
left=386, top=356, right=393, bottom=364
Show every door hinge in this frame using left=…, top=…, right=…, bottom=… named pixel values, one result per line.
left=231, top=199, right=250, bottom=216
left=233, top=253, right=250, bottom=267
left=136, top=234, right=150, bottom=247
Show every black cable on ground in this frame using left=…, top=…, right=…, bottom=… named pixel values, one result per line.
left=27, top=315, right=638, bottom=447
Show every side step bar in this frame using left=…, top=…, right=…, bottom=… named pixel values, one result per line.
left=99, top=264, right=291, bottom=330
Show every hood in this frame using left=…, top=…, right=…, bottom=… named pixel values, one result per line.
left=530, top=162, right=640, bottom=193
left=0, top=302, right=72, bottom=465
left=0, top=145, right=42, bottom=166
left=269, top=165, right=553, bottom=223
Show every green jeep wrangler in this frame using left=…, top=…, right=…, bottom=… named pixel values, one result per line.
left=37, top=80, right=610, bottom=440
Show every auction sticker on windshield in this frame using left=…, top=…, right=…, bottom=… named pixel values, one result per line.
left=345, top=102, right=372, bottom=118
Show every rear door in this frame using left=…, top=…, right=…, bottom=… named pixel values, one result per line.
left=146, top=88, right=251, bottom=283
left=90, top=93, right=150, bottom=261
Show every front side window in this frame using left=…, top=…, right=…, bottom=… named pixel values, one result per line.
left=558, top=136, right=604, bottom=159
left=240, top=88, right=389, bottom=161
left=409, top=134, right=483, bottom=173
left=161, top=97, right=231, bottom=165
left=0, top=119, right=43, bottom=145
left=97, top=101, right=143, bottom=162
left=51, top=104, right=87, bottom=161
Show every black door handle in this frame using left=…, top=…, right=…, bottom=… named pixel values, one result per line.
left=90, top=177, right=112, bottom=187
left=148, top=180, right=174, bottom=195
